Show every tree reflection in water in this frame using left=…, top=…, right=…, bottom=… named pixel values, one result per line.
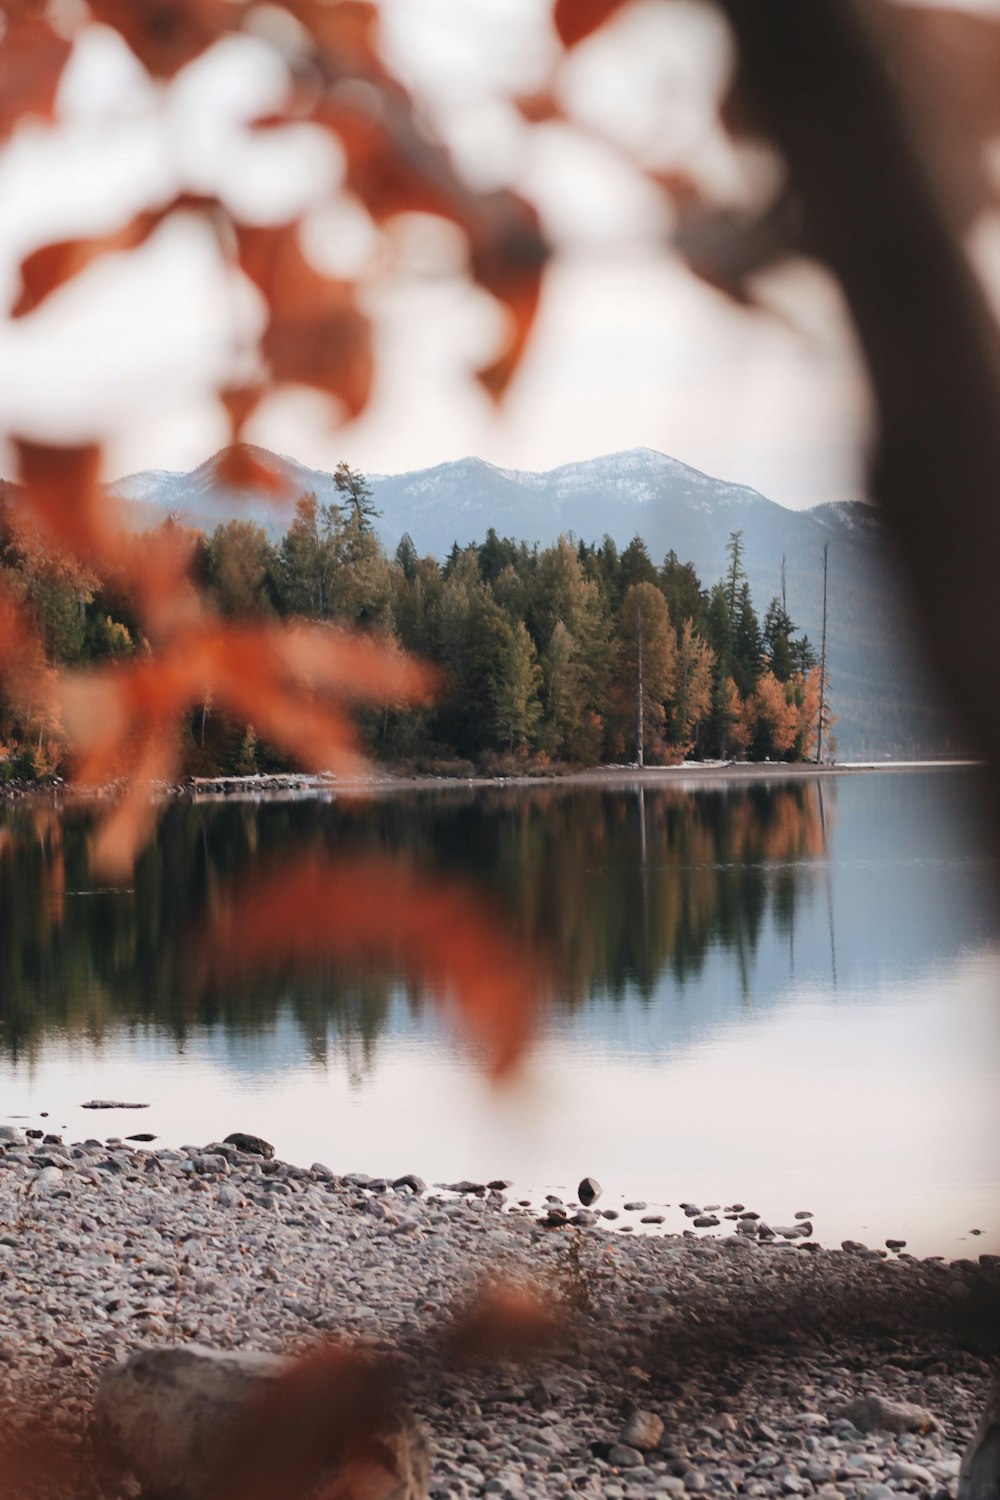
left=0, top=780, right=831, bottom=1069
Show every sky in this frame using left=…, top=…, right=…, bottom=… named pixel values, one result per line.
left=0, top=0, right=989, bottom=509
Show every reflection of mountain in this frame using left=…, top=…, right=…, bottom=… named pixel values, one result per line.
left=0, top=772, right=995, bottom=1071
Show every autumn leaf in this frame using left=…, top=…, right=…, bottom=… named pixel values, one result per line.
left=0, top=18, right=72, bottom=142
left=286, top=0, right=384, bottom=75
left=213, top=439, right=299, bottom=500
left=444, top=1284, right=560, bottom=1364
left=197, top=851, right=550, bottom=1077
left=13, top=440, right=106, bottom=562
left=59, top=620, right=435, bottom=874
left=209, top=1344, right=402, bottom=1500
left=237, top=224, right=374, bottom=417
left=86, top=0, right=239, bottom=79
left=0, top=1416, right=79, bottom=1499
left=553, top=0, right=631, bottom=50
left=470, top=196, right=548, bottom=402
left=12, top=197, right=219, bottom=318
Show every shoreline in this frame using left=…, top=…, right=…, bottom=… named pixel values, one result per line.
left=1, top=756, right=983, bottom=811
left=1, top=1134, right=996, bottom=1498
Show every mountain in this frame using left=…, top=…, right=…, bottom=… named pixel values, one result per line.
left=109, top=444, right=947, bottom=760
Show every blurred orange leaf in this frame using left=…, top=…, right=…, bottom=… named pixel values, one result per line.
left=470, top=198, right=547, bottom=402
left=0, top=18, right=72, bottom=141
left=213, top=437, right=298, bottom=500
left=60, top=621, right=435, bottom=874
left=237, top=224, right=374, bottom=417
left=287, top=0, right=384, bottom=74
left=12, top=196, right=219, bottom=318
left=13, top=439, right=202, bottom=639
left=13, top=439, right=106, bottom=561
left=86, top=0, right=238, bottom=79
left=444, top=1284, right=560, bottom=1363
left=210, top=1345, right=401, bottom=1500
left=199, top=852, right=550, bottom=1077
left=0, top=1417, right=79, bottom=1498
left=553, top=0, right=630, bottom=49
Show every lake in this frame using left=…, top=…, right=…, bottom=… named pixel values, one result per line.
left=2, top=767, right=998, bottom=1258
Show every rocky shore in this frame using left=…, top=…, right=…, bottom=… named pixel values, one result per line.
left=1, top=1132, right=998, bottom=1500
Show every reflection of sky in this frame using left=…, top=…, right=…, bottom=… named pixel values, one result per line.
left=4, top=945, right=998, bottom=1259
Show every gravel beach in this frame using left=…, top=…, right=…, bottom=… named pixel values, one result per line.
left=1, top=1132, right=998, bottom=1500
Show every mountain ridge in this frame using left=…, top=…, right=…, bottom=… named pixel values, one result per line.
left=101, top=444, right=941, bottom=759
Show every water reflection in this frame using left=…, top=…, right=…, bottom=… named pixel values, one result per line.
left=0, top=771, right=994, bottom=1069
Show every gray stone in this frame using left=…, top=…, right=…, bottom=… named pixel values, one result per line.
left=692, top=1216, right=719, bottom=1228
left=578, top=1177, right=602, bottom=1207
left=836, top=1395, right=938, bottom=1435
left=621, top=1410, right=664, bottom=1451
left=92, top=1344, right=429, bottom=1500
left=959, top=1374, right=1000, bottom=1500
left=223, top=1132, right=274, bottom=1158
left=624, top=1202, right=647, bottom=1212
left=394, top=1175, right=428, bottom=1193
left=891, top=1462, right=934, bottom=1487
left=608, top=1445, right=645, bottom=1469
left=81, top=1100, right=149, bottom=1109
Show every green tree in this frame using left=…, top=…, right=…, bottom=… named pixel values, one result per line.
left=279, top=493, right=338, bottom=617
left=660, top=551, right=705, bottom=635
left=762, top=596, right=796, bottom=682
left=334, top=462, right=379, bottom=532
left=492, top=619, right=542, bottom=752
left=207, top=520, right=278, bottom=619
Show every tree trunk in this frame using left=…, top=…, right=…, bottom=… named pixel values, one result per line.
left=636, top=608, right=644, bottom=767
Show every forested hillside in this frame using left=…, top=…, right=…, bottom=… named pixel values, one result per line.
left=1, top=467, right=830, bottom=780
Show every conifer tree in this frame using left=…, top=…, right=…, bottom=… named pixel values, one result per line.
left=617, top=582, right=676, bottom=766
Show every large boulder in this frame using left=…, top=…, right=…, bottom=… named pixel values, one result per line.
left=222, top=1132, right=275, bottom=1159
left=959, top=1374, right=1000, bottom=1500
left=92, top=1344, right=429, bottom=1500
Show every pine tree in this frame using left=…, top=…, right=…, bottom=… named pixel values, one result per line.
left=762, top=596, right=796, bottom=682
left=333, top=462, right=379, bottom=532
left=492, top=619, right=542, bottom=752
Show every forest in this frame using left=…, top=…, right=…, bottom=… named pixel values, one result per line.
left=0, top=463, right=827, bottom=780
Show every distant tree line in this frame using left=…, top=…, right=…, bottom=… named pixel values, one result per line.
left=0, top=466, right=826, bottom=779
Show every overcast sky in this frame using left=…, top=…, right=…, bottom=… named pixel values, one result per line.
left=2, top=0, right=990, bottom=509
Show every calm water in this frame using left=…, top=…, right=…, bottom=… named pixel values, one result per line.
left=2, top=768, right=998, bottom=1258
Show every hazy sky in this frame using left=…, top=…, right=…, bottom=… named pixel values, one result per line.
left=1, top=0, right=981, bottom=509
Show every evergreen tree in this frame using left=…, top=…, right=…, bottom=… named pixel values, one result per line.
left=492, top=619, right=542, bottom=752
left=279, top=493, right=337, bottom=617
left=725, top=529, right=747, bottom=615
left=732, top=580, right=762, bottom=697
left=762, top=596, right=796, bottom=682
left=207, top=520, right=278, bottom=619
left=394, top=533, right=418, bottom=584
left=660, top=551, right=704, bottom=635
left=333, top=462, right=379, bottom=531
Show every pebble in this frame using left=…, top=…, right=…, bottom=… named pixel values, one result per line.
left=0, top=1138, right=988, bottom=1500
